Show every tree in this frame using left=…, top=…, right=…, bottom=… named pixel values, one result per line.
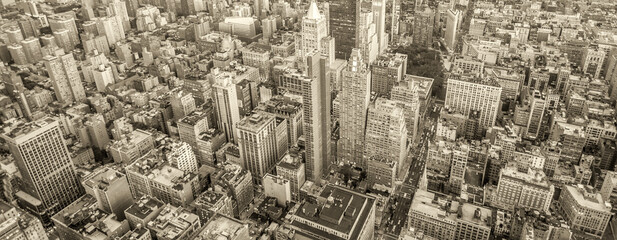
left=394, top=45, right=446, bottom=100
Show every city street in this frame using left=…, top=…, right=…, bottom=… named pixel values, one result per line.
left=378, top=101, right=441, bottom=239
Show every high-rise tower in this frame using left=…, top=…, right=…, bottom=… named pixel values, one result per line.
left=338, top=49, right=371, bottom=168
left=330, top=0, right=359, bottom=59
left=44, top=53, right=86, bottom=104
left=301, top=53, right=331, bottom=183
left=1, top=117, right=84, bottom=218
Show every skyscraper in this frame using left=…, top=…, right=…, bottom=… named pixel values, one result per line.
left=372, top=0, right=387, bottom=54
left=1, top=117, right=84, bottom=218
left=237, top=112, right=279, bottom=184
left=445, top=9, right=460, bottom=51
left=357, top=5, right=379, bottom=64
left=371, top=53, right=407, bottom=97
left=526, top=90, right=546, bottom=139
left=338, top=49, right=371, bottom=168
left=44, top=53, right=86, bottom=104
left=391, top=76, right=420, bottom=142
left=296, top=1, right=333, bottom=68
left=301, top=53, right=331, bottom=182
left=364, top=98, right=407, bottom=175
left=48, top=13, right=80, bottom=48
left=413, top=6, right=434, bottom=47
left=330, top=0, right=359, bottom=59
left=212, top=76, right=241, bottom=144
left=445, top=76, right=502, bottom=129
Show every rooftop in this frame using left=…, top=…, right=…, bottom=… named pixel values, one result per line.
left=192, top=214, right=249, bottom=240
left=82, top=167, right=126, bottom=192
left=410, top=190, right=492, bottom=228
left=52, top=195, right=125, bottom=240
left=565, top=185, right=612, bottom=212
left=124, top=197, right=165, bottom=220
left=291, top=185, right=375, bottom=240
left=236, top=112, right=275, bottom=132
left=0, top=117, right=57, bottom=140
left=147, top=204, right=200, bottom=240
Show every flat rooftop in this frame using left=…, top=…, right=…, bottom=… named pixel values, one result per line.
left=291, top=185, right=375, bottom=240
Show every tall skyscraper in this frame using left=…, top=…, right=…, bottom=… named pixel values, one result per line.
left=391, top=76, right=420, bottom=142
left=338, top=49, right=371, bottom=168
left=372, top=0, right=387, bottom=54
left=1, top=117, right=84, bottom=218
left=445, top=76, right=502, bottom=129
left=526, top=90, right=546, bottom=139
left=212, top=76, right=241, bottom=144
left=357, top=5, right=379, bottom=64
left=330, top=0, right=359, bottom=59
left=301, top=53, right=331, bottom=182
left=371, top=53, right=407, bottom=98
left=237, top=112, right=279, bottom=184
left=364, top=98, right=407, bottom=174
left=296, top=1, right=333, bottom=68
left=445, top=9, right=461, bottom=51
left=44, top=53, right=87, bottom=104
left=48, top=13, right=80, bottom=48
left=412, top=6, right=434, bottom=47
left=20, top=37, right=43, bottom=64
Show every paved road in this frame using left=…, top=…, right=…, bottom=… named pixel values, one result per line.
left=378, top=102, right=441, bottom=239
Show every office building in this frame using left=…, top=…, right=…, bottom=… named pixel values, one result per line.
left=8, top=44, right=28, bottom=65
left=212, top=74, right=241, bottom=143
left=413, top=6, right=434, bottom=47
left=445, top=9, right=461, bottom=51
left=329, top=0, right=358, bottom=59
left=391, top=76, right=420, bottom=142
left=178, top=110, right=211, bottom=162
left=44, top=53, right=87, bottom=104
left=263, top=174, right=291, bottom=206
left=370, top=53, right=407, bottom=97
left=338, top=49, right=371, bottom=168
left=372, top=0, right=387, bottom=54
left=301, top=53, right=331, bottom=182
left=494, top=165, right=554, bottom=213
left=445, top=76, right=502, bottom=129
left=286, top=184, right=376, bottom=240
left=237, top=113, right=281, bottom=184
left=93, top=64, right=115, bottom=92
left=256, top=95, right=303, bottom=147
left=213, top=163, right=254, bottom=218
left=357, top=5, right=379, bottom=64
left=82, top=167, right=133, bottom=220
left=560, top=185, right=612, bottom=238
left=108, top=129, right=155, bottom=163
left=408, top=189, right=492, bottom=240
left=125, top=150, right=200, bottom=207
left=276, top=153, right=305, bottom=202
left=20, top=37, right=42, bottom=64
left=526, top=91, right=546, bottom=139
left=170, top=90, right=196, bottom=121
left=365, top=98, right=407, bottom=176
left=218, top=17, right=258, bottom=38
left=296, top=1, right=329, bottom=66
left=1, top=117, right=83, bottom=218
left=164, top=141, right=199, bottom=173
